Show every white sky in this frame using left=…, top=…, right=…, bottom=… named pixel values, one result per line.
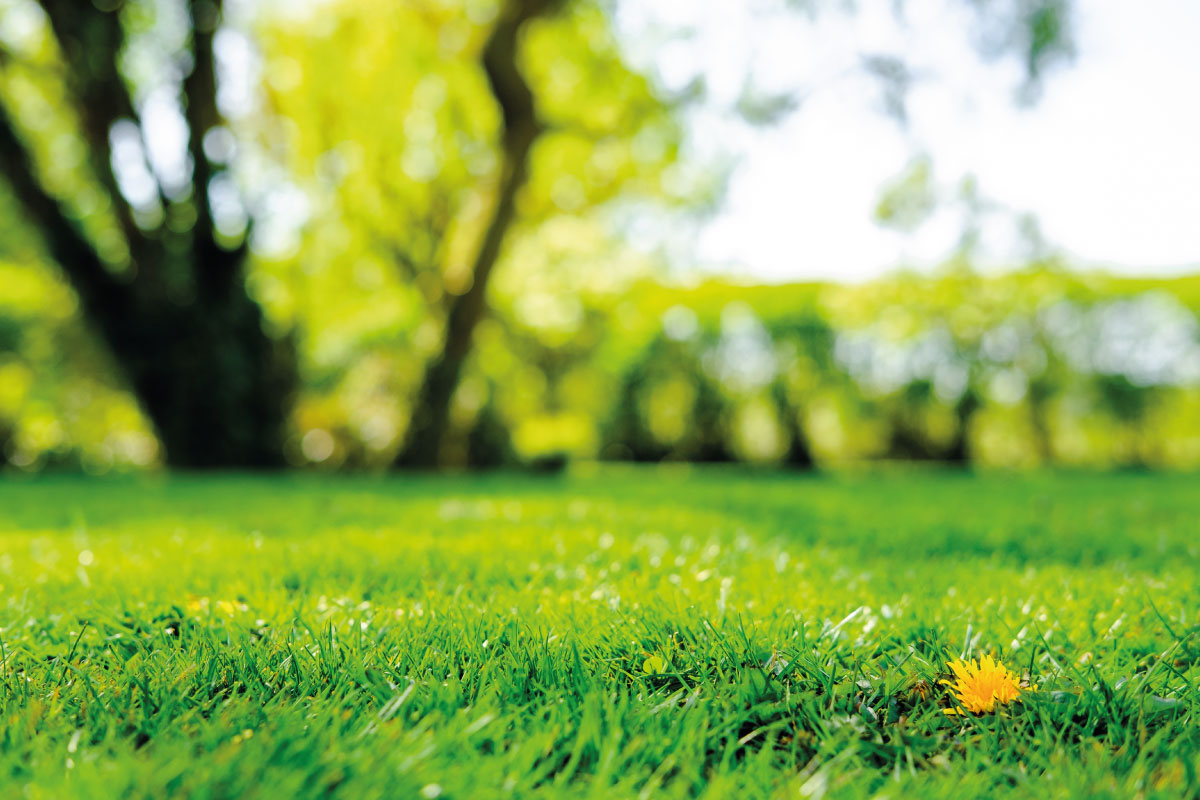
left=616, top=0, right=1200, bottom=282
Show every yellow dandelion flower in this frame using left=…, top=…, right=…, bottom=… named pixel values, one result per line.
left=642, top=654, right=668, bottom=675
left=941, top=654, right=1023, bottom=715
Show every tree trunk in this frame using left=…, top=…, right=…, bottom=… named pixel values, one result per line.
left=119, top=297, right=294, bottom=468
left=771, top=381, right=814, bottom=469
left=397, top=0, right=555, bottom=468
left=0, top=0, right=295, bottom=467
left=0, top=421, right=11, bottom=468
left=0, top=106, right=294, bottom=467
left=1027, top=377, right=1055, bottom=464
left=944, top=389, right=979, bottom=465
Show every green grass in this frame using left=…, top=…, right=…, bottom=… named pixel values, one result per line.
left=1, top=468, right=1197, bottom=798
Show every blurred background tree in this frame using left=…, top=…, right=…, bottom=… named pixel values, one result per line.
left=254, top=0, right=692, bottom=467
left=0, top=0, right=294, bottom=467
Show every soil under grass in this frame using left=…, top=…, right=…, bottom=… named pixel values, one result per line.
left=1, top=468, right=1197, bottom=798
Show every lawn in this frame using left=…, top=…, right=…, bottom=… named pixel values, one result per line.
left=1, top=469, right=1197, bottom=798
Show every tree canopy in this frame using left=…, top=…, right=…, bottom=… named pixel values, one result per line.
left=16, top=0, right=1197, bottom=476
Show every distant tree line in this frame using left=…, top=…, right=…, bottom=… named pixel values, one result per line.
left=4, top=261, right=1200, bottom=471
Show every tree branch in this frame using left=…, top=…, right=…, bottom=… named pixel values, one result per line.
left=397, top=0, right=560, bottom=467
left=184, top=0, right=244, bottom=302
left=35, top=0, right=160, bottom=253
left=0, top=100, right=133, bottom=320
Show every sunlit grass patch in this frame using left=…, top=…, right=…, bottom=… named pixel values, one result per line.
left=0, top=470, right=1197, bottom=798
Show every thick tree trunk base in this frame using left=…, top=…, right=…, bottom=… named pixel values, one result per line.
left=119, top=295, right=295, bottom=469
